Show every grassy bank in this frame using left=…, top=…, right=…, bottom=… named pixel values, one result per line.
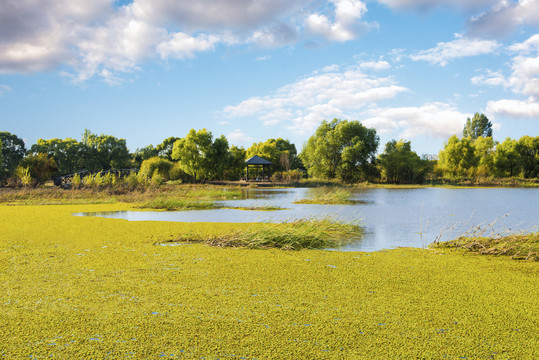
left=1, top=203, right=537, bottom=358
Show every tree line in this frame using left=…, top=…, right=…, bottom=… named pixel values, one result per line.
left=1, top=113, right=537, bottom=187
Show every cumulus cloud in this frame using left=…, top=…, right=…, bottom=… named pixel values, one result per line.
left=362, top=103, right=470, bottom=138
left=223, top=64, right=407, bottom=134
left=227, top=129, right=253, bottom=144
left=376, top=0, right=495, bottom=12
left=410, top=34, right=501, bottom=66
left=467, top=0, right=539, bottom=38
left=1, top=0, right=371, bottom=82
left=359, top=60, right=391, bottom=71
left=486, top=98, right=539, bottom=119
left=305, top=0, right=370, bottom=42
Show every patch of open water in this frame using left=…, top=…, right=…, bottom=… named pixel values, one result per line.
left=74, top=187, right=538, bottom=252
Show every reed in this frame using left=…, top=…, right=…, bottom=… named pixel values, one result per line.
left=433, top=232, right=538, bottom=261
left=294, top=187, right=356, bottom=205
left=169, top=218, right=362, bottom=250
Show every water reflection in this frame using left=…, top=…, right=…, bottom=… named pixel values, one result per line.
left=74, top=187, right=539, bottom=252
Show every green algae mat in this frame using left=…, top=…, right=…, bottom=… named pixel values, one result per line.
left=1, top=204, right=537, bottom=359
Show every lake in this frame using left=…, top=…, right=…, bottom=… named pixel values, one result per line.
left=75, top=187, right=538, bottom=252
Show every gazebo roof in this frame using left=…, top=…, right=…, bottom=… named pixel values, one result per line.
left=245, top=155, right=272, bottom=165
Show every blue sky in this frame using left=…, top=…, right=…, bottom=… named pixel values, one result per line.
left=1, top=0, right=538, bottom=155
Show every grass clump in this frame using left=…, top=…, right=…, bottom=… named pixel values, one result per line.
left=294, top=187, right=360, bottom=205
left=433, top=232, right=538, bottom=261
left=138, top=197, right=216, bottom=210
left=169, top=218, right=362, bottom=250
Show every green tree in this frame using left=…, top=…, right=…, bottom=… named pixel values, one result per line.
left=29, top=138, right=85, bottom=175
left=171, top=129, right=213, bottom=183
left=225, top=145, right=246, bottom=180
left=0, top=131, right=26, bottom=180
left=0, top=139, right=3, bottom=176
left=473, top=136, right=495, bottom=177
left=463, top=113, right=493, bottom=139
left=81, top=129, right=131, bottom=171
left=246, top=138, right=297, bottom=174
left=515, top=135, right=539, bottom=178
left=132, top=145, right=158, bottom=169
left=301, top=119, right=379, bottom=182
left=437, top=135, right=478, bottom=178
left=17, top=153, right=59, bottom=185
left=379, top=140, right=427, bottom=184
left=494, top=138, right=520, bottom=177
left=139, top=157, right=174, bottom=181
left=207, top=135, right=230, bottom=180
left=156, top=137, right=180, bottom=160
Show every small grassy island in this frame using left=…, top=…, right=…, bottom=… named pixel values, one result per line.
left=1, top=186, right=537, bottom=359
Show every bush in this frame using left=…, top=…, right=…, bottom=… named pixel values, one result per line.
left=140, top=157, right=173, bottom=181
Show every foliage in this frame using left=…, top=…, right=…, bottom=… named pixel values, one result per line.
left=224, top=145, right=246, bottom=180
left=437, top=135, right=478, bottom=178
left=139, top=157, right=173, bottom=181
left=29, top=138, right=86, bottom=175
left=172, top=129, right=213, bottom=183
left=433, top=232, right=538, bottom=261
left=379, top=140, right=428, bottom=184
left=0, top=131, right=26, bottom=179
left=1, top=203, right=537, bottom=358
left=206, top=135, right=230, bottom=180
left=131, top=145, right=158, bottom=169
left=472, top=136, right=495, bottom=177
left=156, top=136, right=180, bottom=160
left=0, top=138, right=3, bottom=174
left=138, top=198, right=216, bottom=210
left=17, top=153, right=59, bottom=185
left=494, top=138, right=519, bottom=177
left=246, top=138, right=297, bottom=173
left=16, top=166, right=32, bottom=187
left=462, top=113, right=493, bottom=139
left=81, top=129, right=131, bottom=171
left=301, top=119, right=379, bottom=182
left=515, top=135, right=539, bottom=178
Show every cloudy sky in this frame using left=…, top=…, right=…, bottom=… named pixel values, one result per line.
left=1, top=0, right=538, bottom=155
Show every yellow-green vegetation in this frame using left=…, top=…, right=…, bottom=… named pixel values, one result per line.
left=1, top=204, right=538, bottom=358
left=433, top=232, right=538, bottom=261
left=165, top=219, right=362, bottom=250
left=294, top=187, right=363, bottom=205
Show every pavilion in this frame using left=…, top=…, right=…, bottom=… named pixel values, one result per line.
left=245, top=155, right=272, bottom=181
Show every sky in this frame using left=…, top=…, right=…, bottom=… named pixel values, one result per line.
left=1, top=0, right=539, bottom=156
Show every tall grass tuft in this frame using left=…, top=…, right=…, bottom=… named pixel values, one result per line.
left=294, top=187, right=356, bottom=205
left=433, top=232, right=538, bottom=261
left=170, top=218, right=363, bottom=250
left=138, top=197, right=216, bottom=210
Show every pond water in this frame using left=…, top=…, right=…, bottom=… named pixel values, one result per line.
left=75, top=187, right=538, bottom=252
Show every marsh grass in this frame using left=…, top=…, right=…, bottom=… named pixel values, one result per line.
left=138, top=198, right=216, bottom=210
left=433, top=232, right=538, bottom=261
left=293, top=187, right=364, bottom=205
left=166, top=218, right=362, bottom=250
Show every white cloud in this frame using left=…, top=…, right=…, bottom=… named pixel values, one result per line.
left=0, top=84, right=13, bottom=96
left=376, top=0, right=495, bottom=12
left=486, top=98, right=539, bottom=119
left=471, top=69, right=507, bottom=87
left=410, top=34, right=501, bottom=66
left=157, top=33, right=220, bottom=59
left=467, top=0, right=539, bottom=38
left=362, top=103, right=470, bottom=139
left=305, top=0, right=370, bottom=41
left=223, top=63, right=408, bottom=134
left=359, top=60, right=391, bottom=71
left=227, top=129, right=253, bottom=144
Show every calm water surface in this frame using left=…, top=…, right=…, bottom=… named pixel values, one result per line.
left=75, top=188, right=538, bottom=252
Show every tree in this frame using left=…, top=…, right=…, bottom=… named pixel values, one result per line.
left=246, top=138, right=297, bottom=174
left=463, top=113, right=493, bottom=139
left=301, top=119, right=379, bottom=182
left=156, top=137, right=180, bottom=160
left=171, top=129, right=213, bottom=183
left=0, top=131, right=26, bottom=180
left=225, top=145, right=246, bottom=180
left=132, top=145, right=158, bottom=169
left=473, top=136, right=495, bottom=177
left=81, top=129, right=131, bottom=171
left=17, top=153, right=59, bottom=185
left=437, top=135, right=478, bottom=178
left=139, top=157, right=173, bottom=181
left=494, top=138, right=520, bottom=177
left=207, top=135, right=230, bottom=180
left=0, top=139, right=3, bottom=176
left=29, top=138, right=86, bottom=175
left=515, top=135, right=539, bottom=178
left=379, top=140, right=427, bottom=184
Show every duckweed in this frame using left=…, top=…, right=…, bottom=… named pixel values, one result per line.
left=1, top=203, right=537, bottom=358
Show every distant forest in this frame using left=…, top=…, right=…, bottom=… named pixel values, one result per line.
left=1, top=113, right=538, bottom=187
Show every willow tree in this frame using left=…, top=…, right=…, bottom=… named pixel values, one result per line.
left=301, top=119, right=379, bottom=182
